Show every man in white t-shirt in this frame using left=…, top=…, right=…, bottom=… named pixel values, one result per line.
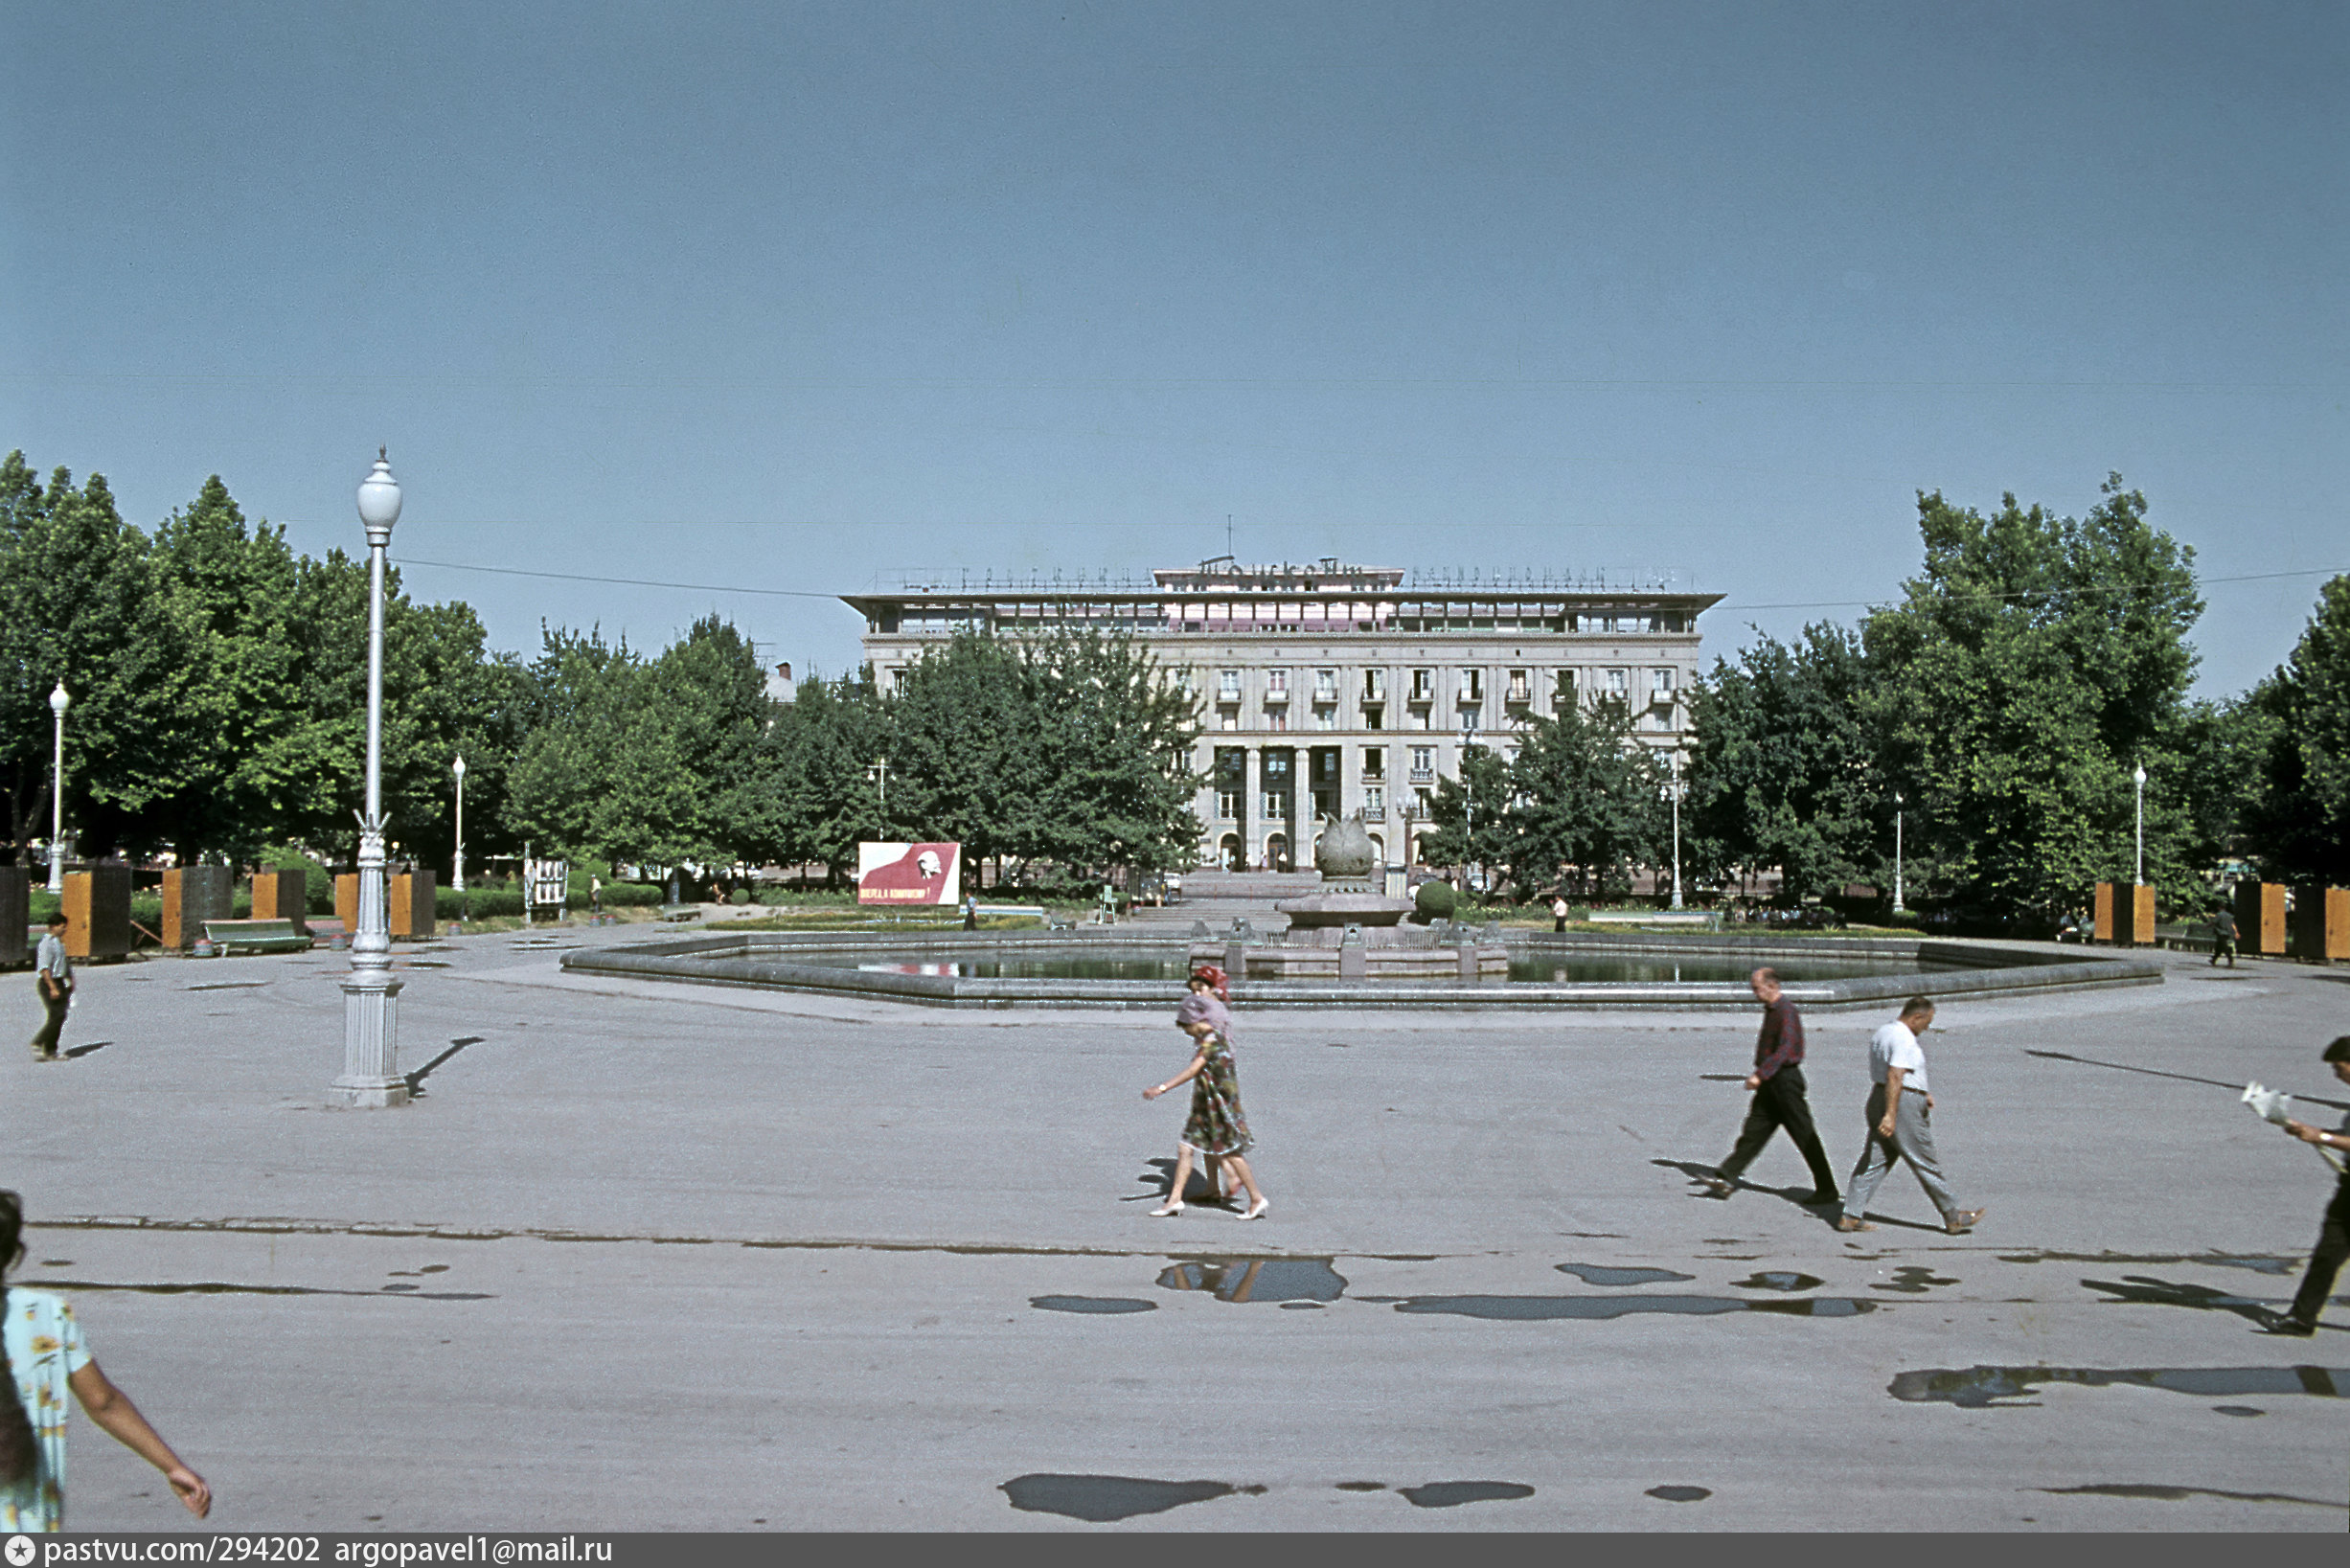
left=1837, top=995, right=1985, bottom=1235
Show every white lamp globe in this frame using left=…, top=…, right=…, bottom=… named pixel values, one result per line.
left=356, top=448, right=402, bottom=541
left=49, top=682, right=68, bottom=717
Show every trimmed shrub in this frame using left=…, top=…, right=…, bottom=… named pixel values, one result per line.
left=1411, top=880, right=1457, bottom=924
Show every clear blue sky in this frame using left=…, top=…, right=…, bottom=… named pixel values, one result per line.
left=4, top=1, right=2341, bottom=697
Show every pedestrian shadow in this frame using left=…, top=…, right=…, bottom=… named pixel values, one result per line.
left=61, top=1041, right=110, bottom=1060
left=1129, top=1156, right=1225, bottom=1204
left=1649, top=1158, right=1849, bottom=1226
left=2081, top=1274, right=2287, bottom=1329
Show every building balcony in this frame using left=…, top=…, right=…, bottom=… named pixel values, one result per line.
left=1407, top=767, right=1435, bottom=784
left=1264, top=689, right=1289, bottom=704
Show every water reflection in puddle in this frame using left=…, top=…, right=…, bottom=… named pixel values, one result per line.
left=1395, top=1294, right=1875, bottom=1321
left=1556, top=1263, right=1695, bottom=1286
left=1874, top=1266, right=1958, bottom=1294
left=1030, top=1296, right=1156, bottom=1314
left=1731, top=1272, right=1824, bottom=1292
left=1000, top=1474, right=1233, bottom=1521
left=1157, top=1259, right=1348, bottom=1304
left=1399, top=1481, right=1535, bottom=1509
left=1890, top=1365, right=2345, bottom=1408
left=1647, top=1486, right=1712, bottom=1503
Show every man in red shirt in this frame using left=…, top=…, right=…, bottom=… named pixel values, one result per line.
left=1700, top=967, right=1840, bottom=1206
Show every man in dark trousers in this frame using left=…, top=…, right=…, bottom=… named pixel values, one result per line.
left=1699, top=967, right=1840, bottom=1206
left=2210, top=902, right=2238, bottom=967
left=31, top=910, right=72, bottom=1061
left=2268, top=1035, right=2350, bottom=1335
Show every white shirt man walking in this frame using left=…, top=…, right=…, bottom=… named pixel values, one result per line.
left=1837, top=995, right=1984, bottom=1235
left=31, top=910, right=72, bottom=1061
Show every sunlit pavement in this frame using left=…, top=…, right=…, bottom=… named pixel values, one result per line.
left=10, top=927, right=2346, bottom=1531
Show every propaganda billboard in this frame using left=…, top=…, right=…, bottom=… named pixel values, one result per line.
left=856, top=841, right=961, bottom=905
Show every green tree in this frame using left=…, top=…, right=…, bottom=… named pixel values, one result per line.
left=750, top=667, right=890, bottom=882
left=1016, top=628, right=1203, bottom=880
left=0, top=456, right=176, bottom=859
left=2241, top=575, right=2350, bottom=883
left=1862, top=476, right=2204, bottom=920
left=1498, top=703, right=1666, bottom=898
left=1685, top=624, right=1882, bottom=902
left=1414, top=743, right=1515, bottom=881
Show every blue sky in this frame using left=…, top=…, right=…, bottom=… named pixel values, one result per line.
left=4, top=1, right=2341, bottom=695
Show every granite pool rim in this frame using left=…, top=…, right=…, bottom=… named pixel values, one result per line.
left=559, top=929, right=2162, bottom=1011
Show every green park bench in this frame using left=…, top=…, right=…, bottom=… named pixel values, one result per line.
left=656, top=906, right=701, bottom=923
left=202, top=919, right=312, bottom=956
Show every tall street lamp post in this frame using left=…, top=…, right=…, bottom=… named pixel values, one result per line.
left=1668, top=749, right=1684, bottom=910
left=46, top=682, right=68, bottom=893
left=335, top=449, right=408, bottom=1109
left=2133, top=762, right=2148, bottom=885
left=1892, top=790, right=1905, bottom=915
left=1460, top=713, right=1477, bottom=897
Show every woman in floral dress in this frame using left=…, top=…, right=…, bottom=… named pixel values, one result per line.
left=1144, top=969, right=1269, bottom=1219
left=0, top=1191, right=210, bottom=1530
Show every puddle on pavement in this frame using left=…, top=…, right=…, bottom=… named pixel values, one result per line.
left=1031, top=1296, right=1156, bottom=1314
left=2041, top=1483, right=2345, bottom=1511
left=1874, top=1266, right=1958, bottom=1294
left=187, top=982, right=265, bottom=991
left=1647, top=1486, right=1712, bottom=1503
left=2212, top=1405, right=2265, bottom=1417
left=1556, top=1263, right=1695, bottom=1286
left=1000, top=1474, right=1234, bottom=1522
left=42, top=1279, right=491, bottom=1302
left=1399, top=1482, right=1535, bottom=1510
left=1890, top=1365, right=2346, bottom=1408
left=1731, top=1272, right=1824, bottom=1292
left=1394, top=1294, right=1875, bottom=1321
left=1335, top=1482, right=1386, bottom=1491
left=1156, top=1259, right=1347, bottom=1304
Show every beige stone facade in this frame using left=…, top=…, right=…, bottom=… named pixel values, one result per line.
left=846, top=557, right=1720, bottom=870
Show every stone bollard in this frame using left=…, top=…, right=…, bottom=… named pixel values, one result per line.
left=1338, top=922, right=1366, bottom=980
left=1190, top=920, right=1212, bottom=941
left=1456, top=939, right=1480, bottom=981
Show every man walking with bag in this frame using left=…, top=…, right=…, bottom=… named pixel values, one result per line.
left=1700, top=967, right=1840, bottom=1206
left=31, top=911, right=72, bottom=1061
left=1837, top=995, right=1985, bottom=1234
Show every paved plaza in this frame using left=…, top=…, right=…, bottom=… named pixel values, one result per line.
left=5, top=922, right=2346, bottom=1531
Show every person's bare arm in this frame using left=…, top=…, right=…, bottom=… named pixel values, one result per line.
left=2283, top=1119, right=2346, bottom=1149
left=68, top=1361, right=210, bottom=1517
left=1144, top=1051, right=1211, bottom=1101
left=1878, top=1066, right=1905, bottom=1138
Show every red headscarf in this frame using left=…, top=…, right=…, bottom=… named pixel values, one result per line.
left=1190, top=964, right=1229, bottom=1001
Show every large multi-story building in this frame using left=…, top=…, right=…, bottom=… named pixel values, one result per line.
left=846, top=557, right=1722, bottom=871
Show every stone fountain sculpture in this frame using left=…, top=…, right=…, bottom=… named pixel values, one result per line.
left=1189, top=811, right=1507, bottom=982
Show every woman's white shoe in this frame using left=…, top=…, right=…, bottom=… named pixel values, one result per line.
left=1238, top=1198, right=1270, bottom=1220
left=1149, top=1200, right=1184, bottom=1217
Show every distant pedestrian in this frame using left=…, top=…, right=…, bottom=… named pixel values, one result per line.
left=1552, top=896, right=1568, bottom=934
left=30, top=914, right=70, bottom=1063
left=2210, top=903, right=2237, bottom=967
left=1837, top=997, right=1985, bottom=1235
left=1700, top=968, right=1840, bottom=1207
left=2264, top=1035, right=2350, bottom=1336
left=589, top=875, right=604, bottom=918
left=1144, top=967, right=1267, bottom=1219
left=962, top=894, right=978, bottom=932
left=0, top=1191, right=210, bottom=1529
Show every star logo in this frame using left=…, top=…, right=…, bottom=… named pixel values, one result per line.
left=6, top=1534, right=35, bottom=1566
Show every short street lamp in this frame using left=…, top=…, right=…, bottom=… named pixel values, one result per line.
left=451, top=754, right=468, bottom=901
left=2133, top=762, right=2148, bottom=886
left=46, top=682, right=69, bottom=893
left=1667, top=749, right=1684, bottom=911
left=1892, top=790, right=1905, bottom=915
left=334, top=449, right=408, bottom=1108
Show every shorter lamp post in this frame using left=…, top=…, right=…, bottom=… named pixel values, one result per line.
left=46, top=682, right=68, bottom=893
left=2133, top=762, right=2147, bottom=885
left=1667, top=749, right=1684, bottom=910
left=1459, top=714, right=1478, bottom=897
left=1892, top=790, right=1905, bottom=915
left=451, top=754, right=467, bottom=916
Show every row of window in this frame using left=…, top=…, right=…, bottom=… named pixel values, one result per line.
left=1208, top=666, right=1675, bottom=702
